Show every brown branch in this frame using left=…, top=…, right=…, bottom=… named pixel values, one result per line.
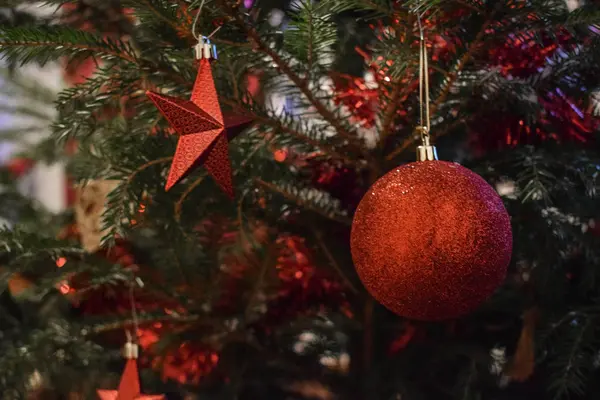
left=313, top=228, right=359, bottom=294
left=220, top=99, right=355, bottom=164
left=0, top=41, right=138, bottom=64
left=86, top=314, right=201, bottom=335
left=255, top=178, right=352, bottom=226
left=174, top=175, right=206, bottom=222
left=430, top=22, right=490, bottom=116
left=385, top=132, right=420, bottom=161
left=218, top=1, right=368, bottom=156
left=126, top=157, right=173, bottom=184
left=434, top=117, right=468, bottom=140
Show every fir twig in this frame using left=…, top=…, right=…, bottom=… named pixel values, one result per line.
left=254, top=178, right=352, bottom=225
left=86, top=313, right=201, bottom=335
left=174, top=175, right=206, bottom=222
left=220, top=99, right=354, bottom=163
left=430, top=21, right=490, bottom=114
left=312, top=228, right=359, bottom=294
left=0, top=26, right=138, bottom=65
left=124, top=157, right=172, bottom=184
left=220, top=0, right=368, bottom=158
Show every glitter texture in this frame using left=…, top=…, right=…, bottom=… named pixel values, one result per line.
left=146, top=59, right=252, bottom=197
left=350, top=161, right=512, bottom=321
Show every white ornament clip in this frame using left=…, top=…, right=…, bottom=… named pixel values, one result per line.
left=123, top=341, right=139, bottom=360
left=195, top=36, right=218, bottom=60
left=416, top=127, right=438, bottom=161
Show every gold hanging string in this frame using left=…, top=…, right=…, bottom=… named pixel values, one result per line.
left=126, top=277, right=143, bottom=344
left=416, top=12, right=431, bottom=146
left=414, top=9, right=438, bottom=161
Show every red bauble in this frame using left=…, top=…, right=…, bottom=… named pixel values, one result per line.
left=350, top=161, right=512, bottom=321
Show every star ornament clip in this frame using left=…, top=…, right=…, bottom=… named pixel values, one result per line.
left=146, top=37, right=252, bottom=198
left=97, top=343, right=165, bottom=400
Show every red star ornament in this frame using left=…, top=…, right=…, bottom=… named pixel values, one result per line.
left=146, top=58, right=252, bottom=198
left=97, top=359, right=165, bottom=400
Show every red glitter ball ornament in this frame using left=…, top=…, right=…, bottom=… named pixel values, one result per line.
left=350, top=161, right=512, bottom=321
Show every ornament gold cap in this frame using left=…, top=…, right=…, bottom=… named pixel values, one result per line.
left=415, top=126, right=438, bottom=161
left=194, top=36, right=218, bottom=60
left=123, top=341, right=139, bottom=359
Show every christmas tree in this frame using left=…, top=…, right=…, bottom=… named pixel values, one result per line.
left=1, top=0, right=600, bottom=399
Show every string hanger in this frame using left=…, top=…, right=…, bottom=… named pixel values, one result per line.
left=123, top=277, right=144, bottom=360
left=191, top=0, right=220, bottom=60
left=414, top=10, right=437, bottom=162
left=192, top=0, right=223, bottom=42
left=416, top=13, right=430, bottom=139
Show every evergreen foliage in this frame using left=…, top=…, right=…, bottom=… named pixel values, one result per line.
left=0, top=0, right=599, bottom=399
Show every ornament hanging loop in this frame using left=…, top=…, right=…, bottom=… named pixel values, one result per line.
left=415, top=11, right=437, bottom=161
left=192, top=0, right=220, bottom=60
left=122, top=277, right=144, bottom=360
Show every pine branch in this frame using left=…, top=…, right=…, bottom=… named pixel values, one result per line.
left=255, top=178, right=351, bottom=225
left=515, top=152, right=555, bottom=205
left=0, top=26, right=138, bottom=66
left=284, top=0, right=338, bottom=73
left=53, top=63, right=148, bottom=144
left=548, top=316, right=598, bottom=399
left=0, top=230, right=85, bottom=293
left=101, top=156, right=173, bottom=247
left=219, top=0, right=369, bottom=158
left=220, top=99, right=354, bottom=164
left=85, top=313, right=201, bottom=335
